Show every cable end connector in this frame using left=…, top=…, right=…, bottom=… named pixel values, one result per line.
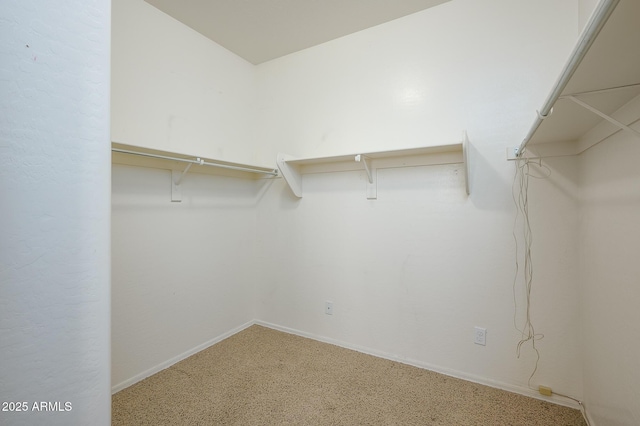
left=538, top=385, right=553, bottom=397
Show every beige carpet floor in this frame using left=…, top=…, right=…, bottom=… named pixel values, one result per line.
left=112, top=325, right=586, bottom=425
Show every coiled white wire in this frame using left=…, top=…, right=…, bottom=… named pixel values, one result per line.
left=511, top=156, right=591, bottom=426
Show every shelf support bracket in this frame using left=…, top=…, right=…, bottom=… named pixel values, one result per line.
left=171, top=158, right=203, bottom=202
left=277, top=153, right=303, bottom=198
left=462, top=132, right=470, bottom=195
left=171, top=170, right=182, bottom=202
left=354, top=155, right=373, bottom=183
left=565, top=95, right=640, bottom=140
left=355, top=154, right=377, bottom=199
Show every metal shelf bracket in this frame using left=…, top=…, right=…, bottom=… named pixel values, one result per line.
left=171, top=158, right=204, bottom=202
left=564, top=95, right=640, bottom=140
left=355, top=154, right=377, bottom=199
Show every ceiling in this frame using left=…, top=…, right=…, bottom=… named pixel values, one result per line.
left=145, top=0, right=451, bottom=64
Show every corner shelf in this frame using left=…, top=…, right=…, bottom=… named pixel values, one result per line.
left=515, top=0, right=640, bottom=158
left=278, top=133, right=470, bottom=199
left=111, top=142, right=279, bottom=202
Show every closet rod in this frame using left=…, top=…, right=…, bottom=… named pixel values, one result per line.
left=112, top=148, right=279, bottom=176
left=515, top=0, right=619, bottom=157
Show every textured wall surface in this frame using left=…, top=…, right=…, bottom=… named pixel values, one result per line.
left=111, top=165, right=264, bottom=391
left=579, top=115, right=640, bottom=426
left=0, top=1, right=111, bottom=425
left=111, top=0, right=590, bottom=413
left=111, top=0, right=261, bottom=166
left=255, top=0, right=583, bottom=402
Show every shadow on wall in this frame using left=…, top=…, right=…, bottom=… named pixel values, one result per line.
left=112, top=164, right=277, bottom=210
left=467, top=140, right=580, bottom=213
left=465, top=140, right=512, bottom=212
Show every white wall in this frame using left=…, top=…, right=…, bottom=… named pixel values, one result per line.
left=110, top=0, right=267, bottom=390
left=111, top=0, right=263, bottom=166
left=579, top=107, right=640, bottom=425
left=111, top=165, right=266, bottom=390
left=111, top=0, right=592, bottom=411
left=579, top=0, right=600, bottom=31
left=255, top=0, right=584, bottom=401
left=254, top=0, right=578, bottom=164
left=0, top=1, right=111, bottom=425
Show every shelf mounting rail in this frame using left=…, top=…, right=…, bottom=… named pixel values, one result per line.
left=112, top=148, right=279, bottom=176
left=113, top=147, right=279, bottom=202
left=515, top=0, right=620, bottom=157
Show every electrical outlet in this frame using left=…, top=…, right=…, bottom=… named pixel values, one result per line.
left=474, top=327, right=486, bottom=346
left=325, top=301, right=333, bottom=315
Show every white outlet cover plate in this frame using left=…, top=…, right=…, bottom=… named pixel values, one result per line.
left=474, top=327, right=486, bottom=346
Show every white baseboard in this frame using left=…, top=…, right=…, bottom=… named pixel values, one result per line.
left=584, top=408, right=597, bottom=426
left=254, top=320, right=583, bottom=412
left=111, top=320, right=255, bottom=394
left=112, top=318, right=588, bottom=423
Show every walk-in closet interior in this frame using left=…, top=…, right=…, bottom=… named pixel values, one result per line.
left=1, top=0, right=638, bottom=425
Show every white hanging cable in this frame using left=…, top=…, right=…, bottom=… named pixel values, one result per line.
left=511, top=159, right=592, bottom=425
left=511, top=158, right=550, bottom=387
